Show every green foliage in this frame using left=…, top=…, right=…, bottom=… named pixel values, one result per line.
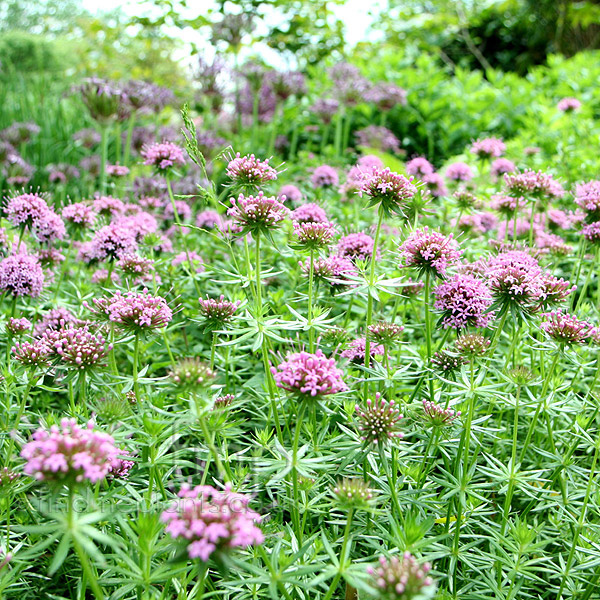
left=0, top=31, right=74, bottom=75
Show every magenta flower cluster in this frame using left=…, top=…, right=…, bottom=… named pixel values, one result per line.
left=311, top=165, right=339, bottom=188
left=399, top=227, right=462, bottom=277
left=341, top=336, right=385, bottom=363
left=504, top=169, right=564, bottom=199
left=574, top=180, right=600, bottom=215
left=198, top=295, right=241, bottom=326
left=541, top=311, right=596, bottom=344
left=293, top=220, right=337, bottom=249
left=161, top=484, right=264, bottom=561
left=0, top=253, right=45, bottom=297
left=228, top=192, right=290, bottom=233
left=355, top=393, right=403, bottom=445
left=292, top=202, right=328, bottom=223
left=226, top=153, right=278, bottom=186
left=358, top=167, right=417, bottom=216
left=142, top=141, right=186, bottom=172
left=470, top=137, right=506, bottom=158
left=367, top=553, right=434, bottom=599
left=338, top=232, right=379, bottom=262
left=271, top=350, right=347, bottom=397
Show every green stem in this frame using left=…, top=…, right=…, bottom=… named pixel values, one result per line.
left=198, top=412, right=227, bottom=481
left=210, top=331, right=217, bottom=371
left=321, top=508, right=354, bottom=600
left=99, top=125, right=108, bottom=195
left=424, top=270, right=434, bottom=401
left=292, top=400, right=308, bottom=544
left=132, top=334, right=140, bottom=401
left=308, top=247, right=315, bottom=352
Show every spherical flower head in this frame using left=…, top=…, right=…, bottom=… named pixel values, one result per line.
left=582, top=222, right=600, bottom=243
left=34, top=307, right=80, bottom=337
left=169, top=357, right=215, bottom=389
left=43, top=325, right=112, bottom=370
left=509, top=366, right=535, bottom=387
left=355, top=125, right=400, bottom=153
left=106, top=164, right=130, bottom=177
left=90, top=223, right=138, bottom=262
left=445, top=162, right=473, bottom=181
left=358, top=167, right=417, bottom=217
left=470, top=137, right=505, bottom=159
left=0, top=253, right=44, bottom=298
left=433, top=274, right=494, bottom=329
left=337, top=232, right=379, bottom=262
left=161, top=484, right=264, bottom=561
left=558, top=97, right=581, bottom=112
left=332, top=478, right=375, bottom=510
left=341, top=336, right=385, bottom=364
left=431, top=351, right=466, bottom=374
left=117, top=253, right=154, bottom=276
left=311, top=98, right=340, bottom=123
left=21, top=418, right=120, bottom=484
left=226, top=153, right=278, bottom=187
left=292, top=202, right=328, bottom=223
left=367, top=82, right=407, bottom=110
left=541, top=310, right=596, bottom=345
left=320, top=326, right=349, bottom=348
left=198, top=295, right=240, bottom=330
left=33, top=210, right=66, bottom=244
left=485, top=251, right=544, bottom=310
left=422, top=173, right=448, bottom=198
left=213, top=394, right=235, bottom=410
left=271, top=349, right=347, bottom=398
left=490, top=194, right=523, bottom=216
left=4, top=192, right=50, bottom=230
left=538, top=272, right=575, bottom=308
left=504, top=169, right=564, bottom=200
left=279, top=184, right=303, bottom=204
left=403, top=278, right=425, bottom=296
left=171, top=251, right=205, bottom=274
left=491, top=158, right=515, bottom=176
left=62, top=202, right=97, bottom=228
left=405, top=157, right=434, bottom=178
left=6, top=317, right=31, bottom=335
left=107, top=449, right=135, bottom=480
left=77, top=78, right=125, bottom=122
left=455, top=333, right=490, bottom=357
left=575, top=180, right=600, bottom=216
left=399, top=227, right=462, bottom=278
left=292, top=220, right=337, bottom=250
left=304, top=254, right=358, bottom=288
left=0, top=467, right=20, bottom=489
left=422, top=400, right=461, bottom=428
left=311, top=165, right=339, bottom=189
left=196, top=210, right=224, bottom=230
left=452, top=189, right=478, bottom=211
left=164, top=199, right=192, bottom=223
left=355, top=393, right=403, bottom=445
left=12, top=338, right=51, bottom=367
left=368, top=321, right=404, bottom=345
left=93, top=195, right=125, bottom=216
left=103, top=290, right=173, bottom=332
left=227, top=192, right=290, bottom=235
left=367, top=553, right=435, bottom=599
left=142, top=141, right=186, bottom=173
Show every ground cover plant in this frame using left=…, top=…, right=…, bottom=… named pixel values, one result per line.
left=2, top=8, right=600, bottom=600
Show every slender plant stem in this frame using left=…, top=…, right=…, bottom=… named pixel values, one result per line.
left=321, top=508, right=354, bottom=600
left=308, top=247, right=315, bottom=352
left=291, top=400, right=308, bottom=544
left=198, top=412, right=227, bottom=481
left=132, top=333, right=140, bottom=401
left=99, top=125, right=108, bottom=195
left=423, top=270, right=435, bottom=401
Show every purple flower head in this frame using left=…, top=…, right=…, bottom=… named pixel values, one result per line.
left=117, top=253, right=154, bottom=276
left=491, top=158, right=515, bottom=176
left=93, top=195, right=125, bottom=217
left=582, top=221, right=600, bottom=243
left=406, top=157, right=434, bottom=177
left=355, top=126, right=400, bottom=153
left=47, top=163, right=80, bottom=184
left=422, top=173, right=448, bottom=197
left=43, top=325, right=112, bottom=370
left=541, top=310, right=595, bottom=345
left=214, top=394, right=235, bottom=410
left=226, top=153, right=278, bottom=187
left=62, top=202, right=97, bottom=228
left=368, top=321, right=404, bottom=345
left=6, top=317, right=31, bottom=335
left=171, top=251, right=205, bottom=273
left=198, top=295, right=240, bottom=330
left=5, top=192, right=50, bottom=230
left=1, top=121, right=40, bottom=146
left=21, top=418, right=121, bottom=484
left=311, top=98, right=340, bottom=124
left=470, top=137, right=505, bottom=159
left=279, top=185, right=303, bottom=205
left=433, top=274, right=494, bottom=329
left=358, top=167, right=418, bottom=217
left=366, top=82, right=407, bottom=110
left=538, top=272, right=575, bottom=308
left=73, top=128, right=101, bottom=148
left=445, top=162, right=474, bottom=182
left=0, top=253, right=44, bottom=297
left=266, top=70, right=307, bottom=100
left=311, top=165, right=339, bottom=189
left=292, top=202, right=328, bottom=223
left=142, top=141, right=186, bottom=172
left=422, top=400, right=460, bottom=427
left=341, top=336, right=385, bottom=364
left=90, top=223, right=138, bottom=262
left=558, top=97, right=581, bottom=112
left=399, top=227, right=462, bottom=277
left=490, top=194, right=523, bottom=215
left=77, top=78, right=127, bottom=122
left=271, top=349, right=347, bottom=398
left=34, top=307, right=80, bottom=337
left=304, top=255, right=358, bottom=288
left=504, top=169, right=564, bottom=199
left=196, top=210, right=224, bottom=230
left=162, top=484, right=263, bottom=561
left=358, top=155, right=385, bottom=170
left=164, top=199, right=192, bottom=223
left=293, top=220, right=337, bottom=250
left=355, top=392, right=403, bottom=444
left=12, top=338, right=52, bottom=367
left=227, top=192, right=289, bottom=234
left=575, top=180, right=600, bottom=217
left=4, top=155, right=34, bottom=186
left=106, top=164, right=130, bottom=178
left=33, top=210, right=65, bottom=245
left=367, top=553, right=435, bottom=598
left=431, top=350, right=467, bottom=374
left=455, top=333, right=490, bottom=357
left=338, top=232, right=379, bottom=262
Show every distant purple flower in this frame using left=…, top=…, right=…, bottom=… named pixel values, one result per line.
left=267, top=70, right=307, bottom=100
left=93, top=195, right=125, bottom=216
left=491, top=158, right=515, bottom=176
left=305, top=255, right=358, bottom=287
left=114, top=212, right=158, bottom=239
left=94, top=290, right=173, bottom=331
left=541, top=310, right=595, bottom=344
left=21, top=418, right=120, bottom=484
left=0, top=253, right=44, bottom=297
left=162, top=484, right=263, bottom=561
left=355, top=392, right=402, bottom=444
left=62, top=202, right=97, bottom=228
left=366, top=82, right=407, bottom=110
left=90, top=224, right=138, bottom=261
left=164, top=200, right=192, bottom=223
left=34, top=307, right=80, bottom=337
left=490, top=194, right=523, bottom=215
left=311, top=98, right=340, bottom=124
left=106, top=164, right=130, bottom=177
left=77, top=78, right=126, bottom=122
left=271, top=350, right=347, bottom=398
left=142, top=141, right=186, bottom=172
left=358, top=155, right=384, bottom=170
left=582, top=221, right=600, bottom=243
left=73, top=128, right=101, bottom=148
left=279, top=184, right=303, bottom=204
left=406, top=157, right=434, bottom=177
left=358, top=167, right=417, bottom=216
left=226, top=153, right=278, bottom=187
left=338, top=232, right=379, bottom=262
left=1, top=122, right=41, bottom=146
left=368, top=321, right=404, bottom=345
left=422, top=400, right=460, bottom=427
left=3, top=155, right=34, bottom=186
left=91, top=268, right=120, bottom=285
left=117, top=253, right=154, bottom=276
left=422, top=173, right=448, bottom=197
left=6, top=317, right=31, bottom=335
left=4, top=192, right=50, bottom=230
left=355, top=126, right=400, bottom=153
left=558, top=97, right=581, bottom=112
left=445, top=162, right=474, bottom=182
left=195, top=210, right=223, bottom=230
left=293, top=220, right=337, bottom=249
left=341, top=336, right=384, bottom=363
left=292, top=202, right=328, bottom=223
left=311, top=165, right=339, bottom=189
left=470, top=137, right=505, bottom=159
left=575, top=181, right=600, bottom=216
left=171, top=251, right=205, bottom=273
left=399, top=227, right=462, bottom=277
left=433, top=274, right=494, bottom=329
left=33, top=211, right=65, bottom=244
left=504, top=169, right=564, bottom=199
left=227, top=192, right=289, bottom=233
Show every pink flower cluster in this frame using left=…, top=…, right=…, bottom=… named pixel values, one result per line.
left=293, top=220, right=337, bottom=249
left=338, top=232, right=378, bottom=262
left=358, top=167, right=417, bottom=215
left=292, top=202, right=328, bottom=223
left=198, top=295, right=241, bottom=326
left=504, top=169, right=564, bottom=199
left=405, top=157, right=434, bottom=177
left=226, top=153, right=278, bottom=186
left=43, top=325, right=112, bottom=369
left=445, top=162, right=473, bottom=181
left=5, top=192, right=65, bottom=243
left=305, top=255, right=358, bottom=287
left=582, top=222, right=600, bottom=243
left=0, top=253, right=44, bottom=297
left=557, top=97, right=581, bottom=112
left=62, top=202, right=97, bottom=228
left=433, top=274, right=494, bottom=329
left=491, top=158, right=515, bottom=176
left=470, top=137, right=505, bottom=158
left=574, top=180, right=600, bottom=215
left=311, top=165, right=339, bottom=188
left=271, top=350, right=347, bottom=397
left=399, top=227, right=463, bottom=277
left=89, top=223, right=138, bottom=261
left=341, top=336, right=385, bottom=363
left=422, top=400, right=461, bottom=427
left=21, top=419, right=121, bottom=484
left=541, top=311, right=596, bottom=344
left=367, top=553, right=434, bottom=598
left=6, top=317, right=31, bottom=335
left=142, top=141, right=186, bottom=171
left=161, top=484, right=264, bottom=561
left=279, top=184, right=303, bottom=204
left=228, top=192, right=290, bottom=232
left=355, top=393, right=403, bottom=445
